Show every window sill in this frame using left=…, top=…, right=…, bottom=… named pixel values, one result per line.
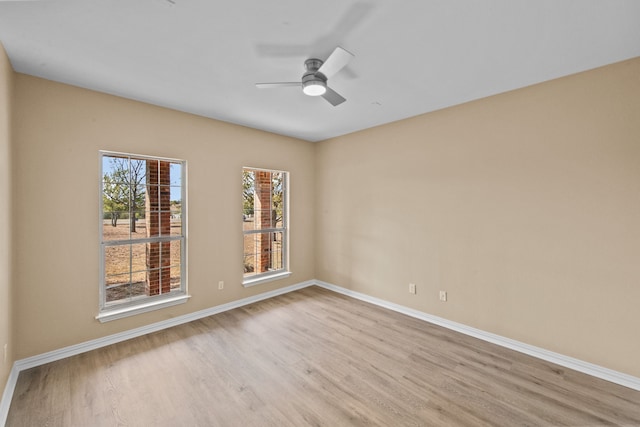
left=243, top=271, right=292, bottom=288
left=96, top=294, right=191, bottom=323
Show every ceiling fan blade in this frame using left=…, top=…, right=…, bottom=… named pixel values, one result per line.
left=317, top=46, right=354, bottom=78
left=322, top=87, right=346, bottom=106
left=255, top=82, right=300, bottom=89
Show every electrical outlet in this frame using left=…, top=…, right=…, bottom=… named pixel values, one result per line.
left=409, top=283, right=416, bottom=294
left=439, top=291, right=447, bottom=302
left=218, top=281, right=224, bottom=290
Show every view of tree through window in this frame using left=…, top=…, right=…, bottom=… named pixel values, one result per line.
left=100, top=152, right=185, bottom=310
left=243, top=168, right=288, bottom=282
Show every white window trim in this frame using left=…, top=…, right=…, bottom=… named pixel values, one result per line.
left=96, top=294, right=191, bottom=323
left=242, top=271, right=292, bottom=288
left=98, top=151, right=188, bottom=320
left=242, top=167, right=290, bottom=286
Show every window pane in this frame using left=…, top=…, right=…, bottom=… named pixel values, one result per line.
left=159, top=266, right=171, bottom=295
left=160, top=241, right=172, bottom=268
left=157, top=213, right=170, bottom=236
left=168, top=240, right=182, bottom=268
left=271, top=231, right=284, bottom=270
left=146, top=159, right=158, bottom=182
left=170, top=265, right=181, bottom=291
left=107, top=157, right=131, bottom=185
left=170, top=163, right=182, bottom=186
left=242, top=170, right=255, bottom=228
left=102, top=173, right=128, bottom=189
left=170, top=204, right=182, bottom=236
left=144, top=242, right=159, bottom=273
left=101, top=155, right=114, bottom=176
left=272, top=171, right=283, bottom=209
left=106, top=277, right=147, bottom=303
left=105, top=245, right=130, bottom=278
left=243, top=231, right=284, bottom=277
left=243, top=211, right=255, bottom=231
left=131, top=242, right=147, bottom=276
left=254, top=207, right=273, bottom=229
left=102, top=155, right=128, bottom=183
left=102, top=211, right=130, bottom=241
left=130, top=210, right=147, bottom=238
left=170, top=198, right=182, bottom=238
left=170, top=216, right=182, bottom=237
left=166, top=240, right=179, bottom=295
left=147, top=184, right=160, bottom=212
left=130, top=158, right=147, bottom=185
left=146, top=212, right=158, bottom=235
left=105, top=272, right=129, bottom=289
left=103, top=181, right=130, bottom=227
left=106, top=282, right=131, bottom=304
left=170, top=186, right=182, bottom=205
left=159, top=185, right=171, bottom=211
left=243, top=253, right=255, bottom=276
left=130, top=269, right=146, bottom=289
left=134, top=183, right=146, bottom=204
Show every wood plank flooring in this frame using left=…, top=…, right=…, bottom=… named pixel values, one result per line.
left=7, top=286, right=640, bottom=426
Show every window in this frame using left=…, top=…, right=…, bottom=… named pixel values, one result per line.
left=242, top=167, right=289, bottom=285
left=98, top=152, right=187, bottom=321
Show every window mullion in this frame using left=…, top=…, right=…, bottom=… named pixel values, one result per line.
left=103, top=235, right=181, bottom=246
left=243, top=227, right=284, bottom=235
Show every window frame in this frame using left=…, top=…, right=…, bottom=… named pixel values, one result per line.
left=97, top=151, right=189, bottom=322
left=242, top=167, right=290, bottom=287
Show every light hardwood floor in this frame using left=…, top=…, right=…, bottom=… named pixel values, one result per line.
left=7, top=286, right=640, bottom=426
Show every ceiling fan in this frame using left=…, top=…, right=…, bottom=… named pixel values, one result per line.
left=256, top=46, right=355, bottom=106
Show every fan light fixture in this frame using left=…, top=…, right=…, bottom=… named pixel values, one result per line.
left=255, top=47, right=354, bottom=106
left=302, top=80, right=327, bottom=96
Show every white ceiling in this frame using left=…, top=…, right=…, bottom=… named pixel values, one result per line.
left=1, top=1, right=639, bottom=142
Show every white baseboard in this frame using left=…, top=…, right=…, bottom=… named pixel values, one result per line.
left=0, top=280, right=315, bottom=426
left=0, top=365, right=19, bottom=427
left=313, top=280, right=640, bottom=392
left=3, top=278, right=639, bottom=426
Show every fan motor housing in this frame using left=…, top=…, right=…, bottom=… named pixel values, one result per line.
left=302, top=71, right=327, bottom=85
left=302, top=58, right=327, bottom=96
left=304, top=58, right=323, bottom=72
left=302, top=58, right=327, bottom=85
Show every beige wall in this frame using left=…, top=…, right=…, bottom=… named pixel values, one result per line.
left=12, top=75, right=316, bottom=358
left=315, top=58, right=640, bottom=377
left=6, top=53, right=640, bottom=382
left=0, top=44, right=14, bottom=390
